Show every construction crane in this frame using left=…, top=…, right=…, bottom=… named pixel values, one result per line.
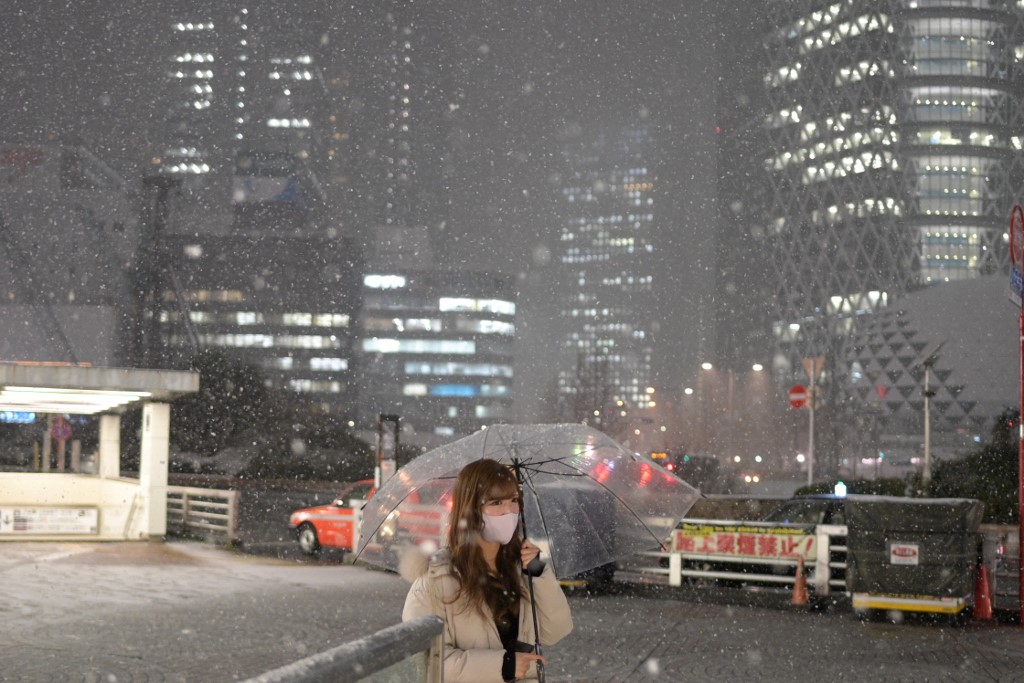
left=128, top=175, right=200, bottom=368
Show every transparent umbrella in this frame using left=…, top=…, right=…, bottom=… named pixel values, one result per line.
left=356, top=423, right=702, bottom=579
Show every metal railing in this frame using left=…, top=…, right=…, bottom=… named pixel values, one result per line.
left=240, top=615, right=444, bottom=683
left=166, top=485, right=240, bottom=543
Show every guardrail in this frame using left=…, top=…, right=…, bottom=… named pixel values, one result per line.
left=166, top=485, right=240, bottom=543
left=240, top=615, right=443, bottom=683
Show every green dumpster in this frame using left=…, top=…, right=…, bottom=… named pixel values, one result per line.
left=845, top=496, right=984, bottom=616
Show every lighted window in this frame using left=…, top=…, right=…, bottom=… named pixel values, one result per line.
left=235, top=312, right=262, bottom=325
left=364, top=274, right=407, bottom=289
left=310, top=357, right=348, bottom=371
left=431, top=384, right=476, bottom=397
left=313, top=313, right=350, bottom=328
left=439, top=298, right=515, bottom=315
left=362, top=339, right=475, bottom=354
left=454, top=319, right=515, bottom=335
left=403, top=383, right=428, bottom=396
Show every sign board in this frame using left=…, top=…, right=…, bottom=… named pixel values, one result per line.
left=889, top=542, right=920, bottom=566
left=802, top=356, right=825, bottom=382
left=789, top=384, right=808, bottom=409
left=671, top=521, right=817, bottom=561
left=0, top=507, right=98, bottom=535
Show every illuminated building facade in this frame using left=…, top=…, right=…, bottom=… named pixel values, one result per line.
left=764, top=1, right=1021, bottom=369
left=762, top=1, right=1024, bottom=470
left=357, top=270, right=515, bottom=438
left=340, top=0, right=453, bottom=258
left=555, top=125, right=658, bottom=424
left=153, top=2, right=345, bottom=235
left=160, top=234, right=363, bottom=413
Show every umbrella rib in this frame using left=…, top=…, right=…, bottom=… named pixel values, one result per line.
left=520, top=465, right=560, bottom=578
left=353, top=483, right=450, bottom=562
left=583, top=476, right=668, bottom=548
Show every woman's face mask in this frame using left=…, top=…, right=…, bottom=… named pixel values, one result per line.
left=481, top=512, right=519, bottom=544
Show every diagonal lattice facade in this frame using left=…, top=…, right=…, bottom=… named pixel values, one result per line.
left=761, top=0, right=1024, bottom=472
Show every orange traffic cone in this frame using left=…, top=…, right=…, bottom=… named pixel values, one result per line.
left=791, top=557, right=809, bottom=606
left=974, top=564, right=993, bottom=621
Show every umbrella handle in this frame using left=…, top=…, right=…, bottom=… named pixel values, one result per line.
left=525, top=570, right=546, bottom=683
left=513, top=456, right=546, bottom=683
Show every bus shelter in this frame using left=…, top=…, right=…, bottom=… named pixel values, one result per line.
left=0, top=364, right=199, bottom=541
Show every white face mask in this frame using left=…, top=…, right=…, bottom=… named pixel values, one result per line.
left=481, top=512, right=519, bottom=544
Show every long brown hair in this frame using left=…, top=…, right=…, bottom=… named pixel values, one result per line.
left=447, top=458, right=524, bottom=623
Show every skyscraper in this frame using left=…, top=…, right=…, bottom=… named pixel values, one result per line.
left=765, top=1, right=1020, bottom=365
left=152, top=2, right=342, bottom=236
left=340, top=0, right=453, bottom=260
left=762, top=1, right=1024, bottom=473
left=554, top=125, right=659, bottom=436
left=145, top=3, right=362, bottom=410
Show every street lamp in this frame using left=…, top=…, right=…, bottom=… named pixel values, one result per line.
left=913, top=341, right=945, bottom=487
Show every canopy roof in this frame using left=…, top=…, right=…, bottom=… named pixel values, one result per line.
left=0, top=363, right=199, bottom=414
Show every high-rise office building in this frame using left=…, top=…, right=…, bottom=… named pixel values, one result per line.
left=339, top=0, right=453, bottom=260
left=765, top=1, right=1021, bottom=363
left=152, top=2, right=344, bottom=236
left=762, top=1, right=1024, bottom=471
left=145, top=4, right=362, bottom=413
left=357, top=267, right=516, bottom=440
left=554, top=125, right=659, bottom=433
left=159, top=233, right=363, bottom=413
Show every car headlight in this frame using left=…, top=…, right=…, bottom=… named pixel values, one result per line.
left=379, top=512, right=399, bottom=539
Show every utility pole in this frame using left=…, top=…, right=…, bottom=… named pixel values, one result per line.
left=129, top=176, right=178, bottom=368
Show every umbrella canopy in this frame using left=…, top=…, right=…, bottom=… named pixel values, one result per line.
left=356, top=423, right=701, bottom=579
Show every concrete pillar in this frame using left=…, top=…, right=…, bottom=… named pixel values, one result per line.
left=98, top=414, right=121, bottom=479
left=139, top=403, right=170, bottom=539
left=71, top=439, right=81, bottom=472
left=42, top=416, right=52, bottom=473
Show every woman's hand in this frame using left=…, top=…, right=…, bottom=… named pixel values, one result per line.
left=515, top=651, right=548, bottom=678
left=521, top=538, right=541, bottom=569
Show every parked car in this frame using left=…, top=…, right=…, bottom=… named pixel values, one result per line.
left=761, top=494, right=847, bottom=526
left=288, top=479, right=376, bottom=556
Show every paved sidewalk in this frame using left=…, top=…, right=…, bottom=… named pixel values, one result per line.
left=2, top=541, right=1024, bottom=682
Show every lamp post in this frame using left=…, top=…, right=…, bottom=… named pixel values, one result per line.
left=912, top=341, right=944, bottom=488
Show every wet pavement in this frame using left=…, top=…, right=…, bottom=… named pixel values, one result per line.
left=2, top=540, right=1024, bottom=682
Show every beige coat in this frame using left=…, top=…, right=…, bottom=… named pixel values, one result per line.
left=402, top=550, right=573, bottom=683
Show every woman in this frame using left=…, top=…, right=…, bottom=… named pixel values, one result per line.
left=402, top=458, right=573, bottom=682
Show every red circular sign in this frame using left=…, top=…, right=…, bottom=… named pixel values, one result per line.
left=51, top=417, right=72, bottom=441
left=789, top=384, right=808, bottom=409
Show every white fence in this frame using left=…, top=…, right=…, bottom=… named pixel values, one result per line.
left=632, top=523, right=848, bottom=597
left=166, top=485, right=240, bottom=543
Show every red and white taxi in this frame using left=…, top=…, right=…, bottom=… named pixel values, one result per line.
left=288, top=479, right=376, bottom=556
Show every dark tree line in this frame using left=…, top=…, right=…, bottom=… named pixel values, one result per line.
left=928, top=407, right=1020, bottom=525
